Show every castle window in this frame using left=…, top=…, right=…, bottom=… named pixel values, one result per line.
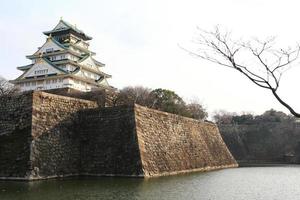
left=46, top=48, right=53, bottom=53
left=60, top=55, right=66, bottom=60
left=52, top=79, right=57, bottom=83
left=34, top=69, right=48, bottom=75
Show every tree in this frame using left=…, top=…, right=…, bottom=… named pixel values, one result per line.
left=185, top=102, right=208, bottom=120
left=0, top=76, right=19, bottom=97
left=256, top=109, right=292, bottom=123
left=113, top=86, right=208, bottom=120
left=185, top=27, right=300, bottom=117
left=232, top=114, right=254, bottom=125
left=113, top=86, right=153, bottom=106
left=213, top=110, right=236, bottom=124
left=150, top=88, right=186, bottom=115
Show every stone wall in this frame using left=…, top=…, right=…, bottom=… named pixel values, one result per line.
left=30, top=92, right=98, bottom=179
left=79, top=106, right=143, bottom=176
left=0, top=91, right=237, bottom=180
left=0, top=92, right=33, bottom=178
left=134, top=105, right=238, bottom=177
left=219, top=122, right=300, bottom=164
left=44, top=88, right=118, bottom=107
left=78, top=104, right=237, bottom=177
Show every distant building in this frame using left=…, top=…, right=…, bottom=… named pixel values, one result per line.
left=11, top=19, right=112, bottom=92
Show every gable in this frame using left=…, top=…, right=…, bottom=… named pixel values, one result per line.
left=79, top=56, right=98, bottom=70
left=34, top=39, right=65, bottom=55
left=72, top=69, right=84, bottom=77
left=21, top=59, right=65, bottom=78
left=98, top=78, right=109, bottom=86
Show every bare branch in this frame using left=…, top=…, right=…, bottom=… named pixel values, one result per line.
left=182, top=27, right=300, bottom=117
left=0, top=77, right=19, bottom=97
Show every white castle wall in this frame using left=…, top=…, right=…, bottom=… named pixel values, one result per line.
left=19, top=78, right=93, bottom=92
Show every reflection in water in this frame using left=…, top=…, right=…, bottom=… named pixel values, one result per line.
left=1, top=166, right=300, bottom=200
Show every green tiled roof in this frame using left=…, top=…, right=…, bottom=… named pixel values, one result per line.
left=92, top=58, right=105, bottom=67
left=51, top=37, right=67, bottom=50
left=52, top=59, right=111, bottom=78
left=78, top=54, right=105, bottom=67
left=43, top=19, right=92, bottom=40
left=17, top=64, right=33, bottom=71
left=63, top=43, right=94, bottom=54
left=78, top=54, right=90, bottom=62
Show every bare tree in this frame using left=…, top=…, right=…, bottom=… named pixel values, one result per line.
left=184, top=27, right=300, bottom=117
left=213, top=110, right=236, bottom=124
left=113, top=86, right=154, bottom=106
left=0, top=76, right=19, bottom=97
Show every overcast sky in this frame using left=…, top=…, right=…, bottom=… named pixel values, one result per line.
left=1, top=0, right=300, bottom=117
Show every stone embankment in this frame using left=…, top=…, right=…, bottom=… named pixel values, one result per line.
left=0, top=91, right=237, bottom=180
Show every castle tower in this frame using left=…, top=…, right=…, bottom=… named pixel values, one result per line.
left=11, top=19, right=112, bottom=92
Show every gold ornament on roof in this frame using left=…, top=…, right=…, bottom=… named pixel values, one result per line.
left=36, top=53, right=43, bottom=63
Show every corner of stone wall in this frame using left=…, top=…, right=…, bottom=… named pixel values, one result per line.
left=28, top=91, right=99, bottom=179
left=77, top=104, right=144, bottom=177
left=132, top=104, right=146, bottom=177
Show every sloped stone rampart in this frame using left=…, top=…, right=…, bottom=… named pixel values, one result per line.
left=0, top=92, right=237, bottom=180
left=134, top=105, right=238, bottom=177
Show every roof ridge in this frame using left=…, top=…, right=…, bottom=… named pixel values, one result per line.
left=50, top=37, right=67, bottom=50
left=59, top=19, right=84, bottom=34
left=78, top=54, right=90, bottom=63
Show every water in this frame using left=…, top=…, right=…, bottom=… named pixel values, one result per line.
left=1, top=166, right=300, bottom=200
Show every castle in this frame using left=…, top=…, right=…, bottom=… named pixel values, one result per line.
left=0, top=20, right=237, bottom=180
left=11, top=19, right=111, bottom=92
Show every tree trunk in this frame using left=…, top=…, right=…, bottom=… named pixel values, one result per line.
left=271, top=90, right=300, bottom=118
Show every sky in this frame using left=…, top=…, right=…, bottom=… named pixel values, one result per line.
left=1, top=0, right=300, bottom=117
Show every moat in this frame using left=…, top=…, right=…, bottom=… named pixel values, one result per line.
left=1, top=166, right=300, bottom=200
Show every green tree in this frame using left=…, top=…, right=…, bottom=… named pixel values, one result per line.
left=150, top=88, right=186, bottom=115
left=114, top=86, right=207, bottom=120
left=256, top=109, right=292, bottom=122
left=232, top=114, right=254, bottom=125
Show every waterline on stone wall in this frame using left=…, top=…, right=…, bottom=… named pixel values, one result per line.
left=1, top=166, right=300, bottom=200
